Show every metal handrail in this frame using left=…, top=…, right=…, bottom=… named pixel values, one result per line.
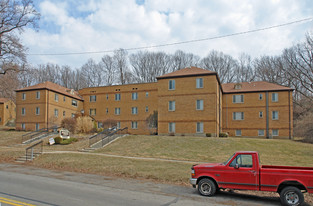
left=89, top=127, right=116, bottom=147
left=100, top=127, right=128, bottom=147
left=26, top=140, right=43, bottom=161
left=22, top=126, right=60, bottom=143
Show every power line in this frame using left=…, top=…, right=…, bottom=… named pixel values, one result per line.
left=27, top=17, right=313, bottom=56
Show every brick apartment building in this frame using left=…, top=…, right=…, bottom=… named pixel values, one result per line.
left=15, top=67, right=293, bottom=138
left=0, top=98, right=16, bottom=126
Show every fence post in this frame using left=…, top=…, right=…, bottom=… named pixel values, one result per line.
left=31, top=148, right=34, bottom=160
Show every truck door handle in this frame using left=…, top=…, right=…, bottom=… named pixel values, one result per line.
left=249, top=170, right=257, bottom=176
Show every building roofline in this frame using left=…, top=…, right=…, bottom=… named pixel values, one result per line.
left=223, top=88, right=294, bottom=94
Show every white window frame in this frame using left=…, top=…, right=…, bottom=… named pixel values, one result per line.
left=146, top=92, right=149, bottom=97
left=35, top=123, right=40, bottom=131
left=55, top=94, right=59, bottom=102
left=169, top=80, right=175, bottom=90
left=35, top=107, right=40, bottom=115
left=258, top=130, right=264, bottom=136
left=115, top=108, right=121, bottom=115
left=196, top=100, right=204, bottom=110
left=54, top=109, right=58, bottom=117
left=145, top=106, right=149, bottom=112
left=132, top=107, right=138, bottom=115
left=168, top=101, right=175, bottom=111
left=36, top=91, right=40, bottom=99
left=72, top=100, right=77, bottom=107
left=132, top=92, right=138, bottom=100
left=232, top=94, right=244, bottom=103
left=168, top=122, right=175, bottom=133
left=131, top=121, right=138, bottom=129
left=235, top=129, right=242, bottom=136
left=196, top=78, right=203, bottom=88
left=233, top=112, right=244, bottom=120
left=196, top=122, right=203, bottom=133
left=272, top=129, right=279, bottom=136
left=272, top=111, right=279, bottom=120
left=272, top=93, right=278, bottom=102
left=22, top=93, right=26, bottom=100
left=115, top=93, right=121, bottom=101
left=90, top=95, right=97, bottom=102
left=21, top=123, right=25, bottom=130
left=21, top=108, right=26, bottom=116
left=117, top=122, right=121, bottom=129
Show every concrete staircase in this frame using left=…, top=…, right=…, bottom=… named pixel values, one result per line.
left=15, top=153, right=40, bottom=163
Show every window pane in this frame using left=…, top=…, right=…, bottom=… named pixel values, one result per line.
left=196, top=122, right=203, bottom=133
left=258, top=130, right=264, bottom=136
left=169, top=80, right=175, bottom=90
left=196, top=78, right=203, bottom=88
left=235, top=130, right=241, bottom=136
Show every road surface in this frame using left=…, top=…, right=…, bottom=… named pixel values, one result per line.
left=0, top=164, right=284, bottom=206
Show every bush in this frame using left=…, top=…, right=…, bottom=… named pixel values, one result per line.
left=206, top=133, right=211, bottom=137
left=60, top=138, right=78, bottom=145
left=61, top=117, right=77, bottom=133
left=54, top=136, right=62, bottom=144
left=76, top=116, right=94, bottom=133
left=219, top=132, right=229, bottom=138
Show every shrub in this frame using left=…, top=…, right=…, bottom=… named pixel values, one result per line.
left=60, top=138, right=78, bottom=145
left=206, top=133, right=211, bottom=137
left=76, top=116, right=94, bottom=133
left=219, top=132, right=229, bottom=138
left=61, top=117, right=77, bottom=133
left=54, top=136, right=62, bottom=144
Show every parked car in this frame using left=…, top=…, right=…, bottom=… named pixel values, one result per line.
left=190, top=151, right=313, bottom=206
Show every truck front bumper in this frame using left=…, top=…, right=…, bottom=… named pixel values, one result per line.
left=190, top=178, right=197, bottom=188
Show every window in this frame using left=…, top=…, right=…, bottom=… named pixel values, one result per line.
left=233, top=112, right=244, bottom=120
left=131, top=121, right=138, bottom=129
left=36, top=91, right=40, bottom=99
left=196, top=122, right=203, bottom=133
left=97, top=122, right=103, bottom=128
left=258, top=130, right=265, bottom=136
left=233, top=95, right=244, bottom=103
left=272, top=129, right=279, bottom=136
left=90, top=95, right=96, bottom=102
left=235, top=129, right=242, bottom=136
left=90, top=109, right=96, bottom=116
left=71, top=113, right=75, bottom=118
left=115, top=108, right=120, bottom=115
left=272, top=111, right=279, bottom=120
left=272, top=93, right=278, bottom=102
left=21, top=108, right=26, bottom=116
left=132, top=92, right=138, bottom=100
left=117, top=122, right=121, bottom=129
left=169, top=80, right=175, bottom=90
left=63, top=96, right=66, bottom=102
left=72, top=100, right=77, bottom=107
left=169, top=122, right=175, bottom=133
left=168, top=101, right=175, bottom=111
left=196, top=78, right=203, bottom=88
left=229, top=154, right=253, bottom=168
left=106, top=94, right=109, bottom=100
left=146, top=92, right=149, bottom=97
left=55, top=94, right=59, bottom=102
left=6, top=105, right=8, bottom=109
left=196, top=100, right=204, bottom=110
left=106, top=108, right=109, bottom=114
left=0, top=117, right=2, bottom=122
left=35, top=107, right=40, bottom=115
left=54, top=109, right=58, bottom=117
left=35, top=123, right=40, bottom=131
left=259, top=94, right=263, bottom=100
left=21, top=123, right=25, bottom=130
left=259, top=111, right=263, bottom=118
left=63, top=111, right=66, bottom=117
left=22, top=93, right=26, bottom=100
left=115, top=93, right=121, bottom=101
left=145, top=106, right=149, bottom=112
left=131, top=107, right=138, bottom=115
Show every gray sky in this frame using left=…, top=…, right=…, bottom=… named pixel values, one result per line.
left=23, top=0, right=313, bottom=68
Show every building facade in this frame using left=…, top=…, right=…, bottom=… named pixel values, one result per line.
left=15, top=67, right=294, bottom=138
left=0, top=98, right=16, bottom=126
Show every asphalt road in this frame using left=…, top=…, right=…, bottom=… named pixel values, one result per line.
left=0, top=164, right=284, bottom=206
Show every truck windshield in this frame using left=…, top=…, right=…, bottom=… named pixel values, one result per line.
left=223, top=153, right=235, bottom=165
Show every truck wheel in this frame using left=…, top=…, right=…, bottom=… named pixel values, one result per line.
left=280, top=186, right=304, bottom=206
left=198, top=178, right=216, bottom=196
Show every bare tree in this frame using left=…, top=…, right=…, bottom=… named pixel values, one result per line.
left=233, top=53, right=256, bottom=82
left=100, top=55, right=116, bottom=86
left=81, top=59, right=103, bottom=87
left=170, top=50, right=200, bottom=72
left=0, top=0, right=40, bottom=71
left=200, top=50, right=237, bottom=83
left=113, top=49, right=129, bottom=85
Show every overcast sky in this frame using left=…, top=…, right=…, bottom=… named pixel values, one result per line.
left=22, top=0, right=313, bottom=68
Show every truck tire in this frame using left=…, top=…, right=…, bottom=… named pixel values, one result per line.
left=280, top=186, right=304, bottom=206
left=198, top=178, right=216, bottom=196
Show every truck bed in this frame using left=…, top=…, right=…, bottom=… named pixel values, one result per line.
left=262, top=165, right=313, bottom=171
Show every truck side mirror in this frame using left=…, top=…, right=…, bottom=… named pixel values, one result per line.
left=235, top=164, right=240, bottom=169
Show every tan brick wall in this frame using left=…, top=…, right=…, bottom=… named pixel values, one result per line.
left=158, top=75, right=220, bottom=136
left=79, top=82, right=158, bottom=135
left=16, top=89, right=83, bottom=131
left=222, top=91, right=293, bottom=138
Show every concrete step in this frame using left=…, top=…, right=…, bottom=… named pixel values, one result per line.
left=80, top=148, right=96, bottom=152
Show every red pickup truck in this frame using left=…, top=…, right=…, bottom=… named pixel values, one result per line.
left=190, top=151, right=313, bottom=206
